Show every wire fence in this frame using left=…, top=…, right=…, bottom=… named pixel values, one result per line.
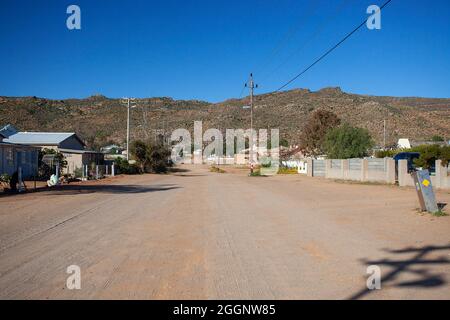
left=79, top=164, right=116, bottom=180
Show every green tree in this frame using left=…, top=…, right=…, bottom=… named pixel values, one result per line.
left=131, top=140, right=171, bottom=173
left=131, top=140, right=148, bottom=172
left=323, top=124, right=374, bottom=159
left=38, top=148, right=68, bottom=179
left=147, top=143, right=171, bottom=173
left=431, top=135, right=445, bottom=142
left=411, top=144, right=450, bottom=168
left=279, top=138, right=289, bottom=148
left=299, top=110, right=341, bottom=156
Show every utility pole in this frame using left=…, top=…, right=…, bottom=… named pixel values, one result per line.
left=245, top=73, right=258, bottom=172
left=121, top=97, right=136, bottom=160
left=383, top=119, right=386, bottom=150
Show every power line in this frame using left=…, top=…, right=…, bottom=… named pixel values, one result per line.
left=253, top=0, right=320, bottom=76
left=237, top=1, right=319, bottom=100
left=260, top=0, right=351, bottom=84
left=275, top=0, right=393, bottom=93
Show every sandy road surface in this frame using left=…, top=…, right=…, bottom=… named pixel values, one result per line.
left=0, top=165, right=449, bottom=299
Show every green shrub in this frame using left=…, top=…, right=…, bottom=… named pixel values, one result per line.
left=249, top=169, right=262, bottom=177
left=114, top=157, right=140, bottom=174
left=410, top=145, right=450, bottom=168
left=323, top=124, right=374, bottom=159
left=73, top=167, right=83, bottom=178
left=0, top=173, right=11, bottom=185
left=431, top=135, right=445, bottom=142
left=277, top=167, right=298, bottom=174
left=374, top=149, right=398, bottom=158
left=38, top=148, right=67, bottom=179
left=375, top=145, right=450, bottom=168
left=210, top=166, right=226, bottom=173
left=131, top=140, right=171, bottom=173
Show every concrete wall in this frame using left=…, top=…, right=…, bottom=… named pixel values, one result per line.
left=398, top=159, right=450, bottom=189
left=61, top=152, right=104, bottom=175
left=309, top=157, right=396, bottom=184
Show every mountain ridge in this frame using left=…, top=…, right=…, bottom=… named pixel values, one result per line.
left=1, top=87, right=449, bottom=149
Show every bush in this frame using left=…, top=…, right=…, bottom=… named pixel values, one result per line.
left=374, top=149, right=398, bottom=158
left=73, top=167, right=83, bottom=178
left=38, top=148, right=67, bottom=179
left=323, top=124, right=374, bottom=159
left=114, top=157, right=140, bottom=175
left=210, top=166, right=226, bottom=173
left=431, top=135, right=445, bottom=142
left=249, top=169, right=262, bottom=177
left=375, top=145, right=450, bottom=168
left=0, top=173, right=11, bottom=188
left=131, top=140, right=171, bottom=174
left=410, top=145, right=450, bottom=168
left=277, top=167, right=298, bottom=174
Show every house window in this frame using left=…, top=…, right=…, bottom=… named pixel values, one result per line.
left=6, top=148, right=14, bottom=166
left=21, top=151, right=27, bottom=164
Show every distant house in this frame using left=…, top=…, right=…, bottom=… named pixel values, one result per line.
left=0, top=125, right=104, bottom=175
left=397, top=138, right=411, bottom=149
left=0, top=130, right=39, bottom=179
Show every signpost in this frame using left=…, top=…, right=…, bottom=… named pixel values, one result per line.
left=411, top=170, right=439, bottom=213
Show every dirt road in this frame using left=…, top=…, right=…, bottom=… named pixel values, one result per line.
left=0, top=165, right=449, bottom=299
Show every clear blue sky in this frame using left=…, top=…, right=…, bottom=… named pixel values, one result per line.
left=0, top=0, right=449, bottom=102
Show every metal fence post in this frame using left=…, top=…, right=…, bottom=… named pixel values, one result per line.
left=18, top=166, right=25, bottom=192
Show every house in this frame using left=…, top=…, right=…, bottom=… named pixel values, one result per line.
left=100, top=144, right=126, bottom=161
left=397, top=138, right=411, bottom=149
left=0, top=131, right=39, bottom=179
left=2, top=125, right=86, bottom=150
left=397, top=138, right=448, bottom=149
left=100, top=144, right=123, bottom=154
left=0, top=125, right=104, bottom=175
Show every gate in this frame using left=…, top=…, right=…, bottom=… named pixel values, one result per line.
left=312, top=159, right=325, bottom=177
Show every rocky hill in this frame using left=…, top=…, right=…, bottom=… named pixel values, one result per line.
left=1, top=87, right=449, bottom=149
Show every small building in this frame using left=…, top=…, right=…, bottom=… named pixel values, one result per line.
left=59, top=148, right=104, bottom=174
left=0, top=132, right=39, bottom=179
left=397, top=138, right=411, bottom=149
left=0, top=125, right=104, bottom=175
left=2, top=126, right=86, bottom=151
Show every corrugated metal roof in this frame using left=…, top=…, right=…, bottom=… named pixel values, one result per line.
left=4, top=132, right=76, bottom=145
left=0, top=141, right=40, bottom=148
left=0, top=124, right=19, bottom=138
left=59, top=148, right=100, bottom=154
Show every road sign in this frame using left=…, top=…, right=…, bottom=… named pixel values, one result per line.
left=411, top=170, right=438, bottom=213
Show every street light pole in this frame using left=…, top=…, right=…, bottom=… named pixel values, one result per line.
left=122, top=97, right=136, bottom=161
left=246, top=73, right=257, bottom=172
left=127, top=98, right=131, bottom=160
left=250, top=75, right=254, bottom=167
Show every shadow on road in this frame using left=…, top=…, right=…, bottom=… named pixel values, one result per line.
left=169, top=167, right=191, bottom=173
left=349, top=243, right=450, bottom=300
left=37, top=184, right=181, bottom=195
